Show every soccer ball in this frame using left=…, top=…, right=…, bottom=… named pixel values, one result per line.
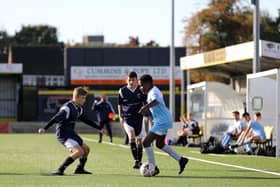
left=139, top=162, right=155, bottom=177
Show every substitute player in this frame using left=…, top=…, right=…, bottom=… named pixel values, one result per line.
left=38, top=87, right=104, bottom=175
left=221, top=111, right=247, bottom=149
left=231, top=112, right=266, bottom=154
left=138, top=74, right=189, bottom=176
left=118, top=71, right=146, bottom=169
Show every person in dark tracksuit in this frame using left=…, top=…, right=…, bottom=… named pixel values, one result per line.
left=38, top=87, right=104, bottom=176
left=92, top=95, right=115, bottom=143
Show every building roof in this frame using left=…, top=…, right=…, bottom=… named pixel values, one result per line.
left=180, top=40, right=280, bottom=77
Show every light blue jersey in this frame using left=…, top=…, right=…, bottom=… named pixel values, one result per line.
left=227, top=120, right=247, bottom=134
left=249, top=120, right=266, bottom=140
left=147, top=86, right=172, bottom=135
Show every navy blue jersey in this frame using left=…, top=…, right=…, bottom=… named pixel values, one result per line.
left=93, top=100, right=115, bottom=122
left=118, top=86, right=146, bottom=135
left=44, top=100, right=101, bottom=145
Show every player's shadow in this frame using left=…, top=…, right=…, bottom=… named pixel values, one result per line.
left=0, top=172, right=64, bottom=176
left=0, top=173, right=27, bottom=176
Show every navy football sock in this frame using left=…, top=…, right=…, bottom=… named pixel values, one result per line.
left=58, top=156, right=75, bottom=171
left=130, top=142, right=137, bottom=161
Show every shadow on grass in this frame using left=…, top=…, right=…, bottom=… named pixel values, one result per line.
left=0, top=173, right=26, bottom=176
left=0, top=172, right=74, bottom=177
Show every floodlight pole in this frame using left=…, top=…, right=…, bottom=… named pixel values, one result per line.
left=252, top=0, right=260, bottom=73
left=169, top=0, right=175, bottom=120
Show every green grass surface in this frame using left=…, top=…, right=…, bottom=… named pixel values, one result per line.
left=0, top=134, right=280, bottom=187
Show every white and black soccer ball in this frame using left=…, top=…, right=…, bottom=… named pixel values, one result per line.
left=139, top=162, right=155, bottom=177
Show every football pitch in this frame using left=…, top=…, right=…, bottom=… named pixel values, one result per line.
left=0, top=134, right=280, bottom=187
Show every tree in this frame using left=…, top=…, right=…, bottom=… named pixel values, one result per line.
left=124, top=36, right=140, bottom=47
left=184, top=0, right=253, bottom=54
left=260, top=10, right=280, bottom=42
left=143, top=40, right=159, bottom=47
left=13, top=25, right=62, bottom=47
left=183, top=0, right=280, bottom=55
left=0, top=30, right=12, bottom=54
left=123, top=37, right=160, bottom=47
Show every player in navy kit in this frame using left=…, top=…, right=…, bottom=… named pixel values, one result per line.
left=38, top=87, right=104, bottom=175
left=118, top=71, right=146, bottom=169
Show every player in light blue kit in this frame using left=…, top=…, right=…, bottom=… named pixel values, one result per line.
left=138, top=74, right=188, bottom=176
left=231, top=112, right=266, bottom=154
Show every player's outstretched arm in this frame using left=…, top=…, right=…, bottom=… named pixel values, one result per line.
left=80, top=115, right=102, bottom=130
left=138, top=99, right=158, bottom=115
left=38, top=109, right=67, bottom=134
left=80, top=117, right=107, bottom=135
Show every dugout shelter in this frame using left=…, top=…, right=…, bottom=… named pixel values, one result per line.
left=247, top=69, right=280, bottom=158
left=0, top=63, right=22, bottom=122
left=180, top=40, right=280, bottom=154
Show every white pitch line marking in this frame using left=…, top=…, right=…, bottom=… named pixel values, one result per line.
left=83, top=137, right=280, bottom=177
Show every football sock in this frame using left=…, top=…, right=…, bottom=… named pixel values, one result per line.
left=130, top=141, right=137, bottom=161
left=58, top=156, right=75, bottom=171
left=77, top=157, right=87, bottom=169
left=162, top=145, right=181, bottom=161
left=145, top=147, right=156, bottom=166
left=137, top=144, right=143, bottom=162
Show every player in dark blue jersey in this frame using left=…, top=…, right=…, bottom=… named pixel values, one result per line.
left=118, top=71, right=146, bottom=169
left=38, top=87, right=104, bottom=175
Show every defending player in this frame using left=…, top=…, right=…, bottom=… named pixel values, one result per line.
left=38, top=87, right=104, bottom=175
left=138, top=74, right=189, bottom=176
left=118, top=71, right=146, bottom=169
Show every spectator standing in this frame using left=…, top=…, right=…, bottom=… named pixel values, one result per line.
left=92, top=95, right=115, bottom=143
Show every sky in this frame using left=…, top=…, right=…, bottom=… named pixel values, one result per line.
left=0, top=0, right=279, bottom=47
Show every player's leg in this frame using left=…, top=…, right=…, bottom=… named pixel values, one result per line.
left=143, top=132, right=160, bottom=176
left=130, top=137, right=143, bottom=169
left=105, top=122, right=113, bottom=142
left=136, top=138, right=143, bottom=168
left=243, top=135, right=253, bottom=154
left=135, top=126, right=146, bottom=168
left=123, top=122, right=138, bottom=168
left=123, top=132, right=129, bottom=145
left=52, top=139, right=84, bottom=175
left=245, top=129, right=262, bottom=155
left=98, top=122, right=105, bottom=143
left=143, top=132, right=157, bottom=165
left=74, top=143, right=92, bottom=174
left=221, top=132, right=233, bottom=148
left=152, top=125, right=189, bottom=175
left=231, top=130, right=246, bottom=150
left=154, top=134, right=188, bottom=174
